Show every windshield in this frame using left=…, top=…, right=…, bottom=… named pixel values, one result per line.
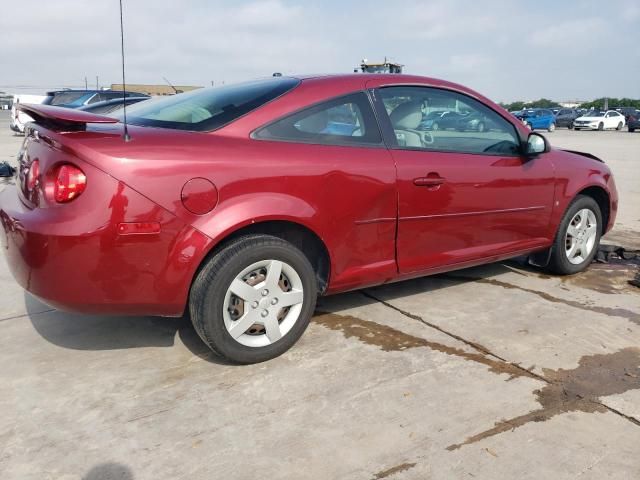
left=583, top=111, right=604, bottom=117
left=117, top=78, right=300, bottom=132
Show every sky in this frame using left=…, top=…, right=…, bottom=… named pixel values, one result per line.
left=1, top=0, right=639, bottom=102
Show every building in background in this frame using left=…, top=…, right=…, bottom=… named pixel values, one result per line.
left=355, top=58, right=403, bottom=74
left=110, top=84, right=203, bottom=96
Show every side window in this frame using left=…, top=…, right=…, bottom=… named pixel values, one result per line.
left=87, top=93, right=103, bottom=104
left=255, top=92, right=382, bottom=145
left=377, top=86, right=520, bottom=156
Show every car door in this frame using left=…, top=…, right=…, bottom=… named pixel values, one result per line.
left=373, top=86, right=556, bottom=274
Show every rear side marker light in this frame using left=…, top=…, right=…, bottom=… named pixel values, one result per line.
left=26, top=160, right=40, bottom=191
left=117, top=222, right=161, bottom=235
left=54, top=164, right=87, bottom=203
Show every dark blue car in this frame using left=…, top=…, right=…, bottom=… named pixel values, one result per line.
left=516, top=109, right=556, bottom=132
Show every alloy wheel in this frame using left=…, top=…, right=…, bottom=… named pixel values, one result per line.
left=564, top=208, right=598, bottom=265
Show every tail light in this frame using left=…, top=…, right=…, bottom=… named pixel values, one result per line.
left=26, top=160, right=40, bottom=191
left=53, top=164, right=87, bottom=203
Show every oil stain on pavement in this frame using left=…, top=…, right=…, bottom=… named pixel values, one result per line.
left=313, top=313, right=640, bottom=451
left=313, top=312, right=537, bottom=380
left=447, top=347, right=640, bottom=450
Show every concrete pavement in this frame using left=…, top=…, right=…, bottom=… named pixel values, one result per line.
left=1, top=111, right=639, bottom=479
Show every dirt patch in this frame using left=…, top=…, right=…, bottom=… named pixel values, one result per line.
left=371, top=462, right=417, bottom=479
left=313, top=313, right=537, bottom=381
left=447, top=347, right=640, bottom=450
left=562, top=263, right=639, bottom=294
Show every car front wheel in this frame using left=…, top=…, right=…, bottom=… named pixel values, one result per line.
left=616, top=122, right=623, bottom=130
left=548, top=123, right=555, bottom=132
left=547, top=195, right=602, bottom=275
left=189, top=234, right=317, bottom=364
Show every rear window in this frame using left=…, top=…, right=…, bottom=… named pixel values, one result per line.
left=49, top=91, right=92, bottom=106
left=118, top=78, right=300, bottom=132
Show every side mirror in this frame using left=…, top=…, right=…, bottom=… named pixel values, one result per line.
left=525, top=132, right=549, bottom=156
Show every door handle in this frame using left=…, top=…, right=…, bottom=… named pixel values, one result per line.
left=413, top=175, right=445, bottom=187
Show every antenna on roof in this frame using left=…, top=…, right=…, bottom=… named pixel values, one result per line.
left=163, top=77, right=179, bottom=94
left=119, top=0, right=131, bottom=142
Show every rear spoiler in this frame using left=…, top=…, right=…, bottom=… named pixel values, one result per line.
left=17, top=104, right=118, bottom=130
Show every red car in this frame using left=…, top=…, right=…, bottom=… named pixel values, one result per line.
left=0, top=74, right=618, bottom=363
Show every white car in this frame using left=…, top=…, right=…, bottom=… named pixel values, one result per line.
left=10, top=94, right=47, bottom=134
left=573, top=110, right=626, bottom=131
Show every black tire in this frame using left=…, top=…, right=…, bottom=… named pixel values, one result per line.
left=598, top=122, right=604, bottom=131
left=547, top=195, right=602, bottom=275
left=616, top=122, right=623, bottom=131
left=432, top=122, right=440, bottom=131
left=548, top=123, right=555, bottom=132
left=630, top=127, right=636, bottom=132
left=568, top=122, right=573, bottom=130
left=189, top=234, right=317, bottom=364
left=574, top=127, right=580, bottom=131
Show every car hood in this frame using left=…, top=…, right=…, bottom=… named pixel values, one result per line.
left=560, top=149, right=604, bottom=163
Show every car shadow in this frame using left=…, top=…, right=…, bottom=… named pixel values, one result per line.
left=26, top=259, right=534, bottom=364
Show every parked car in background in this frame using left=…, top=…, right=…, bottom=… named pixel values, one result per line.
left=418, top=111, right=464, bottom=130
left=77, top=97, right=150, bottom=115
left=45, top=89, right=149, bottom=108
left=627, top=110, right=640, bottom=132
left=554, top=108, right=580, bottom=129
left=516, top=109, right=556, bottom=131
left=455, top=112, right=498, bottom=132
left=573, top=110, right=626, bottom=131
left=614, top=107, right=638, bottom=122
left=1, top=74, right=618, bottom=364
left=10, top=95, right=47, bottom=134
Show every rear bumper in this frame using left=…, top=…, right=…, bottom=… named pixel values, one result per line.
left=0, top=183, right=212, bottom=316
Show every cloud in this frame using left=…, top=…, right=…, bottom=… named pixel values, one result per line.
left=0, top=0, right=638, bottom=102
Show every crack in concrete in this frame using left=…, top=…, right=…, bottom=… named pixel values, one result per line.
left=0, top=308, right=56, bottom=323
left=447, top=348, right=640, bottom=450
left=371, top=462, right=417, bottom=479
left=442, top=274, right=639, bottom=323
left=360, top=291, right=547, bottom=383
left=314, top=312, right=538, bottom=381
left=318, top=290, right=640, bottom=452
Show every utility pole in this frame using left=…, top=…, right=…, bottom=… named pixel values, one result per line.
left=96, top=76, right=99, bottom=90
left=84, top=76, right=88, bottom=90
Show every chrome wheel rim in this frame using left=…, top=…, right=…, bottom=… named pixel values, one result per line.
left=223, top=259, right=304, bottom=348
left=565, top=208, right=598, bottom=265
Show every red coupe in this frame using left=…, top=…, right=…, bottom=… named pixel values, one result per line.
left=0, top=74, right=618, bottom=363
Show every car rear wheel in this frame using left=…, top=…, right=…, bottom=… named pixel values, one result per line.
left=547, top=195, right=602, bottom=275
left=568, top=122, right=573, bottom=130
left=189, top=234, right=317, bottom=364
left=598, top=122, right=604, bottom=131
left=432, top=122, right=440, bottom=131
left=548, top=123, right=555, bottom=132
left=616, top=122, right=623, bottom=130
left=630, top=127, right=636, bottom=132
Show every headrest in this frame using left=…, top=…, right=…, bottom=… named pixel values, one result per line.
left=297, top=110, right=329, bottom=134
left=390, top=101, right=423, bottom=130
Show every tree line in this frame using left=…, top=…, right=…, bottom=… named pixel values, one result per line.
left=500, top=98, right=640, bottom=111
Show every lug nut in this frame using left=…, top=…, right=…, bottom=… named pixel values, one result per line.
left=251, top=301, right=259, bottom=309
left=261, top=309, right=268, bottom=318
left=271, top=298, right=278, bottom=305
left=262, top=289, right=269, bottom=296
